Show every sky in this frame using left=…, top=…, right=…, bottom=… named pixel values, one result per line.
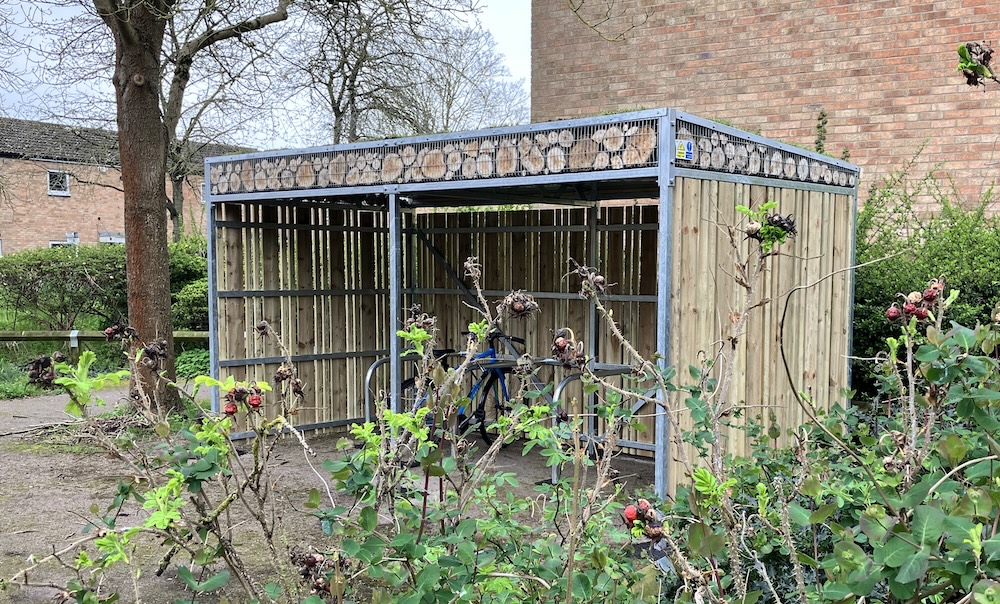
left=0, top=0, right=532, bottom=146
left=481, top=0, right=531, bottom=88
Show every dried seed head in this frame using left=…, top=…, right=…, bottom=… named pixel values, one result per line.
left=255, top=321, right=270, bottom=337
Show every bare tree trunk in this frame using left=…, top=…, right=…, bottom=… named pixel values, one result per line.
left=96, top=0, right=179, bottom=411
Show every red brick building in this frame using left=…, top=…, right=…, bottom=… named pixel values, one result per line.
left=0, top=117, right=234, bottom=255
left=532, top=1, right=999, bottom=203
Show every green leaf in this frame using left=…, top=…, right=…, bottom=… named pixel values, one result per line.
left=914, top=344, right=940, bottom=362
left=895, top=546, right=930, bottom=584
left=689, top=522, right=726, bottom=558
left=264, top=583, right=283, bottom=599
left=304, top=488, right=321, bottom=510
left=821, top=582, right=853, bottom=601
left=415, top=564, right=440, bottom=590
left=359, top=506, right=377, bottom=532
left=911, top=506, right=945, bottom=544
left=972, top=580, right=1000, bottom=604
left=810, top=502, right=838, bottom=524
left=195, top=570, right=231, bottom=592
left=983, top=534, right=1000, bottom=563
left=881, top=536, right=918, bottom=568
left=888, top=575, right=917, bottom=599
left=937, top=433, right=969, bottom=467
left=953, top=325, right=976, bottom=351
left=788, top=502, right=812, bottom=526
left=800, top=476, right=822, bottom=498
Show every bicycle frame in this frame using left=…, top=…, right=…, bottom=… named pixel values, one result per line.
left=460, top=345, right=511, bottom=419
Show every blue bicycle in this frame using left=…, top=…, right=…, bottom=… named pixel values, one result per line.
left=399, top=331, right=525, bottom=444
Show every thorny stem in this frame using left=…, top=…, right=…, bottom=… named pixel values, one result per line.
left=586, top=288, right=694, bottom=480
left=564, top=427, right=582, bottom=604
left=779, top=259, right=901, bottom=516
left=709, top=246, right=767, bottom=478
left=905, top=329, right=918, bottom=464
left=5, top=534, right=100, bottom=585
left=774, top=480, right=808, bottom=602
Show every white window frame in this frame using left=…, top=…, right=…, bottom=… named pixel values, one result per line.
left=47, top=170, right=70, bottom=197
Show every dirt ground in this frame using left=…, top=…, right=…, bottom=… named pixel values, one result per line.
left=0, top=388, right=657, bottom=603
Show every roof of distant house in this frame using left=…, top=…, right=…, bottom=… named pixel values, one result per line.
left=0, top=116, right=252, bottom=167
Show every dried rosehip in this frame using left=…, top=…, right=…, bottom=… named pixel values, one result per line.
left=291, top=378, right=305, bottom=397
left=913, top=307, right=930, bottom=321
left=274, top=365, right=294, bottom=383
left=885, top=305, right=902, bottom=322
left=247, top=394, right=263, bottom=410
left=224, top=401, right=238, bottom=416
left=907, top=291, right=923, bottom=305
left=903, top=302, right=917, bottom=315
left=923, top=287, right=938, bottom=303
left=255, top=321, right=270, bottom=337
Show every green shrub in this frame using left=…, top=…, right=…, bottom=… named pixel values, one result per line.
left=853, top=164, right=1000, bottom=394
left=0, top=236, right=208, bottom=333
left=172, top=277, right=209, bottom=331
left=175, top=347, right=209, bottom=380
left=0, top=244, right=128, bottom=330
left=0, top=358, right=44, bottom=399
left=168, top=236, right=208, bottom=295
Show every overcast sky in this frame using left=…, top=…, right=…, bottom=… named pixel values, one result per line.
left=0, top=0, right=532, bottom=146
left=481, top=0, right=531, bottom=87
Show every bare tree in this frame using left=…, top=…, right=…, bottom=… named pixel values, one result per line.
left=280, top=1, right=523, bottom=144
left=371, top=23, right=528, bottom=136
left=0, top=1, right=24, bottom=94
left=85, top=0, right=291, bottom=410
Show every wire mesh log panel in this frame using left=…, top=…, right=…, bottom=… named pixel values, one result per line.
left=208, top=117, right=660, bottom=196
left=213, top=202, right=389, bottom=429
left=675, top=117, right=857, bottom=188
left=666, top=177, right=853, bottom=493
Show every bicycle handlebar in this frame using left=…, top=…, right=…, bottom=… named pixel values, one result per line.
left=460, top=331, right=526, bottom=347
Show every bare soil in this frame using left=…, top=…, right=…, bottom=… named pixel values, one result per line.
left=0, top=388, right=656, bottom=603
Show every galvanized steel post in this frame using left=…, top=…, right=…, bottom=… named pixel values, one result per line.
left=654, top=111, right=677, bottom=499
left=388, top=192, right=402, bottom=413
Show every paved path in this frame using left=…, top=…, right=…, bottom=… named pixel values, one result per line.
left=0, top=387, right=130, bottom=436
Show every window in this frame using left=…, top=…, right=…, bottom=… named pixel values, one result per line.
left=48, top=170, right=70, bottom=196
left=99, top=232, right=125, bottom=244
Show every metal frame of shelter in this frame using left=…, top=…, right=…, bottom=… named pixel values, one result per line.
left=204, top=108, right=860, bottom=497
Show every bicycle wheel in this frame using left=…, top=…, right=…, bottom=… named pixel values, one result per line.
left=472, top=372, right=512, bottom=445
left=392, top=377, right=425, bottom=413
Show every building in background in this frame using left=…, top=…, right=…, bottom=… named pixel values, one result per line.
left=532, top=1, right=999, bottom=204
left=0, top=117, right=241, bottom=255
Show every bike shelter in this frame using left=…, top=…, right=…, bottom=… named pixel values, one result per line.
left=204, top=108, right=860, bottom=497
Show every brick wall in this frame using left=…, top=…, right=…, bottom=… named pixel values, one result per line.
left=0, top=158, right=206, bottom=255
left=532, top=0, right=1000, bottom=203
